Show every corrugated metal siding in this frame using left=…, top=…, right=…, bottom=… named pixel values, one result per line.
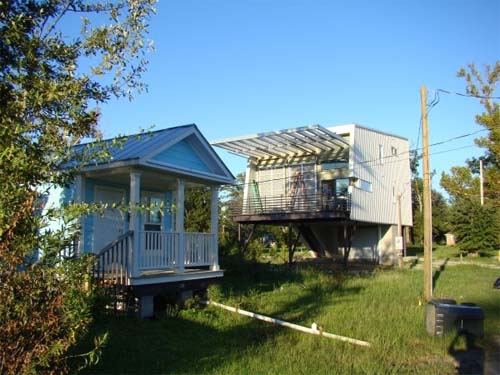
left=349, top=126, right=412, bottom=226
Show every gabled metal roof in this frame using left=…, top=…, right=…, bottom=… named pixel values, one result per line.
left=73, top=124, right=196, bottom=163
left=211, top=125, right=349, bottom=161
left=69, top=124, right=235, bottom=184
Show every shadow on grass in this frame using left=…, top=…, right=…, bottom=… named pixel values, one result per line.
left=432, top=257, right=449, bottom=292
left=77, top=313, right=281, bottom=375
left=76, top=259, right=366, bottom=374
left=448, top=332, right=484, bottom=375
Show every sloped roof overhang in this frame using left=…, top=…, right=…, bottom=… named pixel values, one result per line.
left=211, top=125, right=349, bottom=161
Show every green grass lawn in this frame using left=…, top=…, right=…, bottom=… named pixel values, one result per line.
left=77, top=261, right=500, bottom=374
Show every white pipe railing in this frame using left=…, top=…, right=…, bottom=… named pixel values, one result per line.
left=139, top=231, right=214, bottom=271
left=203, top=300, right=371, bottom=347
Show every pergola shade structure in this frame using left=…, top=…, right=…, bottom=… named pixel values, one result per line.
left=212, top=125, right=352, bottom=223
left=211, top=125, right=349, bottom=165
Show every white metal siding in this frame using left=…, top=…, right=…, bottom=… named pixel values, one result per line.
left=328, top=124, right=412, bottom=226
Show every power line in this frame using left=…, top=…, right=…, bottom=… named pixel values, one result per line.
left=428, top=144, right=476, bottom=156
left=436, top=88, right=500, bottom=100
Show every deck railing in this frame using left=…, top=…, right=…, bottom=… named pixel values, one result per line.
left=139, top=231, right=179, bottom=270
left=139, top=231, right=214, bottom=271
left=185, top=233, right=213, bottom=266
left=232, top=193, right=351, bottom=216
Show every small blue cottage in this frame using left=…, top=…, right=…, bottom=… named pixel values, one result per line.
left=51, top=124, right=234, bottom=316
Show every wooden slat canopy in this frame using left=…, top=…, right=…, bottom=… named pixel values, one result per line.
left=211, top=125, right=349, bottom=161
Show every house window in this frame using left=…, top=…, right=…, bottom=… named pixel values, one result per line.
left=334, top=178, right=350, bottom=197
left=322, top=161, right=348, bottom=170
left=142, top=193, right=163, bottom=231
left=378, top=144, right=384, bottom=164
left=355, top=179, right=372, bottom=192
left=391, top=146, right=398, bottom=156
left=321, top=178, right=350, bottom=197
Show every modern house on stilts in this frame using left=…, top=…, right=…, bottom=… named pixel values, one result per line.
left=212, top=124, right=412, bottom=264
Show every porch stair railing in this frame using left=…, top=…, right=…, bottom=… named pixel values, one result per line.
left=93, top=231, right=134, bottom=315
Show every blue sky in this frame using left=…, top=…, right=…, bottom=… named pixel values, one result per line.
left=97, top=0, right=500, bottom=190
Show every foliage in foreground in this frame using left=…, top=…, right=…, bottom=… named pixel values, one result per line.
left=0, top=1, right=155, bottom=374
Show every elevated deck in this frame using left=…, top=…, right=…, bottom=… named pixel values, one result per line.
left=232, top=193, right=351, bottom=224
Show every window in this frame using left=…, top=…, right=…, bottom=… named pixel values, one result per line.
left=320, top=178, right=349, bottom=198
left=142, top=193, right=163, bottom=231
left=391, top=146, right=398, bottom=156
left=354, top=179, right=372, bottom=192
left=322, top=161, right=348, bottom=170
left=378, top=144, right=384, bottom=164
left=335, top=178, right=350, bottom=197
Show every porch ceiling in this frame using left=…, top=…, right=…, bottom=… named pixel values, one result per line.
left=211, top=125, right=349, bottom=161
left=83, top=167, right=207, bottom=190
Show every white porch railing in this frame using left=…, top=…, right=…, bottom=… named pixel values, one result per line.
left=139, top=231, right=214, bottom=271
left=140, top=231, right=179, bottom=270
left=185, top=232, right=213, bottom=266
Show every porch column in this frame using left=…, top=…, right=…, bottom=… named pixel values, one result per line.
left=210, top=186, right=220, bottom=271
left=176, top=179, right=185, bottom=273
left=75, top=174, right=85, bottom=255
left=130, top=172, right=141, bottom=278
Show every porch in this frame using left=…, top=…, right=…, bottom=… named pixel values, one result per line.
left=93, top=230, right=222, bottom=287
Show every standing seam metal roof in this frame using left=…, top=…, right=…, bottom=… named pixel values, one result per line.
left=74, top=124, right=196, bottom=163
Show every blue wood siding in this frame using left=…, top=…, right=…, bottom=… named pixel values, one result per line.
left=81, top=178, right=175, bottom=252
left=152, top=138, right=211, bottom=173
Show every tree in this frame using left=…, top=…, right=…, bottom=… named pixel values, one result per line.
left=184, top=186, right=211, bottom=233
left=440, top=166, right=480, bottom=204
left=0, top=1, right=155, bottom=374
left=411, top=152, right=450, bottom=244
left=458, top=62, right=500, bottom=206
left=448, top=199, right=500, bottom=253
left=439, top=62, right=500, bottom=253
left=219, top=173, right=245, bottom=258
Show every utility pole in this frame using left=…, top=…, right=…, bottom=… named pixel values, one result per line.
left=420, top=85, right=433, bottom=300
left=479, top=159, right=484, bottom=206
left=396, top=192, right=403, bottom=267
